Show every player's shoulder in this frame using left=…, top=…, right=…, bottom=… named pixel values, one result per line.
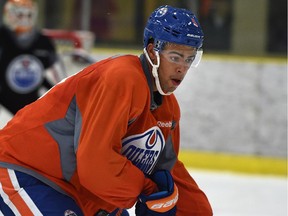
left=37, top=31, right=54, bottom=43
left=169, top=93, right=180, bottom=106
left=75, top=54, right=147, bottom=89
left=29, top=30, right=55, bottom=48
left=99, top=54, right=145, bottom=80
left=95, top=54, right=149, bottom=94
left=0, top=25, right=5, bottom=33
left=164, top=93, right=181, bottom=115
left=0, top=25, right=8, bottom=33
left=107, top=54, right=141, bottom=69
left=0, top=25, right=11, bottom=42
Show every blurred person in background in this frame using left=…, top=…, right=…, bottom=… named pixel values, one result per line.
left=0, top=0, right=65, bottom=115
left=198, top=0, right=232, bottom=50
left=0, top=5, right=212, bottom=216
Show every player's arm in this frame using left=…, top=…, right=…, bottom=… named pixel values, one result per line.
left=171, top=123, right=213, bottom=216
left=135, top=99, right=181, bottom=216
left=135, top=170, right=178, bottom=216
left=44, top=57, right=67, bottom=84
left=42, top=35, right=67, bottom=86
left=40, top=56, right=66, bottom=97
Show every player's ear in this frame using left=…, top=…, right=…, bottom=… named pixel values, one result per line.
left=146, top=43, right=157, bottom=63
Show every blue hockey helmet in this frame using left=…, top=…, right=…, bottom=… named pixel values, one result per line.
left=143, top=5, right=204, bottom=50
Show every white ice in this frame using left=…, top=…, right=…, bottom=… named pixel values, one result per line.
left=127, top=169, right=287, bottom=216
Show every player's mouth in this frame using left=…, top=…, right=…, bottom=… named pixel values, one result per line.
left=171, top=78, right=182, bottom=86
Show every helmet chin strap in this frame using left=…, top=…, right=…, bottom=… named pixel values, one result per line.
left=143, top=48, right=172, bottom=96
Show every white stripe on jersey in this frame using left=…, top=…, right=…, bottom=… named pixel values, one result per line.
left=0, top=180, right=21, bottom=216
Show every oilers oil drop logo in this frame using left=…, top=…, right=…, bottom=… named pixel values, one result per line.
left=155, top=7, right=168, bottom=17
left=121, top=126, right=165, bottom=174
left=6, top=54, right=44, bottom=94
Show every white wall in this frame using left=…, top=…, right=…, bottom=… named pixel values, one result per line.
left=176, top=57, right=287, bottom=158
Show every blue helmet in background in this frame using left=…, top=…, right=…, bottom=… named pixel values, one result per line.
left=143, top=5, right=204, bottom=50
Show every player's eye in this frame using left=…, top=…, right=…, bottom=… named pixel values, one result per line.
left=17, top=12, right=24, bottom=19
left=169, top=55, right=180, bottom=63
left=185, top=56, right=195, bottom=65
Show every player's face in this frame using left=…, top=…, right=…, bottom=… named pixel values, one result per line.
left=158, top=44, right=197, bottom=93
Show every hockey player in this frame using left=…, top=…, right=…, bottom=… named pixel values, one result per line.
left=0, top=0, right=65, bottom=115
left=0, top=5, right=212, bottom=216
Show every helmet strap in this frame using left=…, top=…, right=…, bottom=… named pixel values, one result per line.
left=143, top=48, right=172, bottom=96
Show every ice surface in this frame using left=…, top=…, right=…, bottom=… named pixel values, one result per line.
left=127, top=170, right=287, bottom=216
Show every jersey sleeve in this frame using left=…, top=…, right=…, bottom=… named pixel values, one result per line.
left=74, top=62, right=157, bottom=208
left=37, top=33, right=58, bottom=67
left=172, top=160, right=213, bottom=215
left=171, top=123, right=213, bottom=215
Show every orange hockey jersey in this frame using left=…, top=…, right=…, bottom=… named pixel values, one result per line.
left=0, top=55, right=212, bottom=215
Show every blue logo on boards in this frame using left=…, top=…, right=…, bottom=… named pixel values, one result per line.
left=121, top=126, right=165, bottom=174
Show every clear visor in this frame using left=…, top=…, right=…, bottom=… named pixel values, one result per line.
left=160, top=48, right=203, bottom=69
